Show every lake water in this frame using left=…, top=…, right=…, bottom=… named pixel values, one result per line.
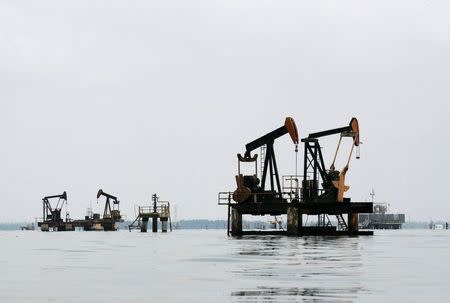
left=0, top=229, right=448, bottom=302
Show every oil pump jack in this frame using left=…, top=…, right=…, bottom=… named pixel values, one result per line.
left=38, top=191, right=74, bottom=231
left=219, top=116, right=373, bottom=236
left=302, top=117, right=360, bottom=204
left=233, top=117, right=298, bottom=207
left=219, top=117, right=299, bottom=236
left=95, top=189, right=122, bottom=231
left=297, top=117, right=373, bottom=235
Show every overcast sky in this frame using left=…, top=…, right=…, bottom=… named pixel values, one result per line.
left=1, top=0, right=449, bottom=222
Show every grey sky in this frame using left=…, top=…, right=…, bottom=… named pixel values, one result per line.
left=1, top=1, right=449, bottom=222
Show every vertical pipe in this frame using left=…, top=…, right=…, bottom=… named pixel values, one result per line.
left=227, top=204, right=231, bottom=236
left=152, top=217, right=158, bottom=232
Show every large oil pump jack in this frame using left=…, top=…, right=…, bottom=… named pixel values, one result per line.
left=38, top=191, right=74, bottom=231
left=297, top=117, right=373, bottom=235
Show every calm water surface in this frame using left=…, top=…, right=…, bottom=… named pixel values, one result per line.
left=0, top=230, right=448, bottom=302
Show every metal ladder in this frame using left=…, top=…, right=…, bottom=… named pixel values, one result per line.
left=260, top=146, right=266, bottom=178
left=336, top=214, right=348, bottom=231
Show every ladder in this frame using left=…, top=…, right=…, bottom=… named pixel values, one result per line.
left=336, top=214, right=348, bottom=231
left=260, top=146, right=266, bottom=178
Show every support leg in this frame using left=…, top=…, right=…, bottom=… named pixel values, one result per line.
left=141, top=218, right=148, bottom=233
left=348, top=213, right=359, bottom=232
left=297, top=212, right=303, bottom=235
left=152, top=217, right=158, bottom=232
left=231, top=208, right=242, bottom=236
left=161, top=218, right=168, bottom=232
left=287, top=206, right=298, bottom=236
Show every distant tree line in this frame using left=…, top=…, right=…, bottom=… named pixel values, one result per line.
left=1, top=220, right=448, bottom=231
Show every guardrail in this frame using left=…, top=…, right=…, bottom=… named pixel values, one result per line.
left=219, top=174, right=333, bottom=205
left=138, top=203, right=171, bottom=217
left=218, top=191, right=296, bottom=205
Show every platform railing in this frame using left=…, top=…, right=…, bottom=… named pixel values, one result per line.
left=218, top=191, right=298, bottom=205
left=282, top=175, right=302, bottom=201
left=138, top=203, right=171, bottom=217
left=219, top=173, right=337, bottom=205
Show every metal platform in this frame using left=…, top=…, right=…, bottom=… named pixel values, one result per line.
left=229, top=200, right=373, bottom=216
left=128, top=194, right=172, bottom=232
left=219, top=192, right=373, bottom=237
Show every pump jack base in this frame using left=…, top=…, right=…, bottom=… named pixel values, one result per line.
left=227, top=201, right=374, bottom=237
left=236, top=229, right=373, bottom=236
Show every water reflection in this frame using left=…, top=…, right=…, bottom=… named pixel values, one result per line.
left=230, top=236, right=365, bottom=302
left=232, top=286, right=362, bottom=302
left=236, top=236, right=285, bottom=256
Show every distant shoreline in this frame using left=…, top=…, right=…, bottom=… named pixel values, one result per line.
left=0, top=219, right=441, bottom=231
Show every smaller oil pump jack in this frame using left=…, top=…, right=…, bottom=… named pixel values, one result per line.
left=38, top=191, right=74, bottom=231
left=95, top=189, right=122, bottom=231
left=97, top=189, right=122, bottom=220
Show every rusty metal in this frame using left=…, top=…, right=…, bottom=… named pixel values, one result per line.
left=219, top=117, right=374, bottom=236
